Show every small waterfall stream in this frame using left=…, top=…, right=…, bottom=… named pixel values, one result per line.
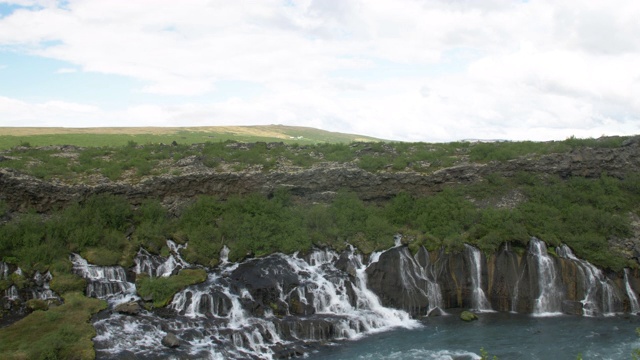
left=624, top=269, right=640, bottom=314
left=528, top=238, right=563, bottom=316
left=556, top=245, right=618, bottom=316
left=464, top=245, right=492, bottom=312
left=71, top=254, right=136, bottom=302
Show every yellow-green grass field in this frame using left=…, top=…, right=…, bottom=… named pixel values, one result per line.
left=0, top=125, right=382, bottom=149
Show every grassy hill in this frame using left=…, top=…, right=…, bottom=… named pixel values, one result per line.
left=0, top=125, right=382, bottom=150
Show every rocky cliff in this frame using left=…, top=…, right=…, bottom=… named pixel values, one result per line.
left=2, top=138, right=640, bottom=214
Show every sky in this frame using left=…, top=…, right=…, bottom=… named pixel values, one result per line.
left=0, top=0, right=639, bottom=142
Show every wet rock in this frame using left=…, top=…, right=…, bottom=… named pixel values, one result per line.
left=427, top=307, right=446, bottom=317
left=366, top=246, right=432, bottom=316
left=161, top=332, right=180, bottom=348
left=272, top=343, right=306, bottom=359
left=229, top=255, right=301, bottom=316
left=561, top=300, right=584, bottom=316
left=114, top=301, right=141, bottom=316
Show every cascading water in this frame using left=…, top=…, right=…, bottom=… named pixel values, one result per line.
left=134, top=240, right=190, bottom=277
left=464, top=244, right=492, bottom=312
left=400, top=247, right=444, bottom=315
left=528, top=238, right=563, bottom=316
left=0, top=261, right=9, bottom=279
left=92, top=247, right=418, bottom=359
left=79, top=238, right=640, bottom=359
left=556, top=245, right=619, bottom=316
left=624, top=269, right=640, bottom=314
left=71, top=253, right=135, bottom=302
left=30, top=271, right=57, bottom=300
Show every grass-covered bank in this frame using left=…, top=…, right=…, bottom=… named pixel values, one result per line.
left=0, top=292, right=106, bottom=359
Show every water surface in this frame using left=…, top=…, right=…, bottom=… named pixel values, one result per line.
left=307, top=313, right=640, bottom=360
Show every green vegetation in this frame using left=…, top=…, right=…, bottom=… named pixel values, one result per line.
left=1, top=171, right=638, bottom=273
left=479, top=347, right=498, bottom=360
left=136, top=269, right=207, bottom=308
left=1, top=134, right=631, bottom=182
left=0, top=292, right=106, bottom=360
left=0, top=125, right=381, bottom=150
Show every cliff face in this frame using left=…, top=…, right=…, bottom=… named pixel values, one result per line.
left=366, top=240, right=635, bottom=317
left=2, top=139, right=639, bottom=214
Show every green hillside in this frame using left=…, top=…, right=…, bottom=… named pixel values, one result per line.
left=0, top=125, right=382, bottom=150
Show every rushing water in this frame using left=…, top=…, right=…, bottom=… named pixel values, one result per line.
left=307, top=312, right=640, bottom=360
left=528, top=238, right=563, bottom=316
left=61, top=238, right=640, bottom=359
left=464, top=245, right=492, bottom=312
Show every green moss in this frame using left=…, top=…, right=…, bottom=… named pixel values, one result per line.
left=25, top=299, right=48, bottom=312
left=0, top=292, right=106, bottom=360
left=136, top=269, right=207, bottom=308
left=460, top=310, right=478, bottom=321
left=50, top=273, right=87, bottom=295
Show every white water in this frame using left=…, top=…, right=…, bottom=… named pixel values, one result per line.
left=93, top=247, right=418, bottom=359
left=85, top=239, right=640, bottom=359
left=395, top=247, right=445, bottom=316
left=556, top=245, right=618, bottom=316
left=0, top=261, right=8, bottom=279
left=624, top=269, right=640, bottom=314
left=134, top=240, right=190, bottom=278
left=71, top=253, right=136, bottom=302
left=464, top=245, right=493, bottom=312
left=31, top=271, right=57, bottom=300
left=4, top=285, right=19, bottom=300
left=528, top=238, right=563, bottom=316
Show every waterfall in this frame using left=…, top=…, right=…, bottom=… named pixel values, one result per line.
left=134, top=240, right=189, bottom=277
left=624, top=269, right=640, bottom=314
left=4, top=285, right=20, bottom=300
left=31, top=271, right=57, bottom=300
left=464, top=245, right=492, bottom=312
left=93, top=247, right=419, bottom=359
left=556, top=245, right=618, bottom=316
left=528, top=238, right=563, bottom=316
left=0, top=261, right=9, bottom=280
left=71, top=253, right=136, bottom=302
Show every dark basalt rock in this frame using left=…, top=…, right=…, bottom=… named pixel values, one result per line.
left=229, top=255, right=301, bottom=316
left=366, top=246, right=432, bottom=316
left=561, top=300, right=584, bottom=315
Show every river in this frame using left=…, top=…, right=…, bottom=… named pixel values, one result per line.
left=307, top=312, right=640, bottom=360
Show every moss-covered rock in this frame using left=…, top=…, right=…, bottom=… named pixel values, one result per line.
left=460, top=310, right=478, bottom=322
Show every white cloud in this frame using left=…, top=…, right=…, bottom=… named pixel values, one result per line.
left=0, top=0, right=639, bottom=141
left=55, top=67, right=76, bottom=73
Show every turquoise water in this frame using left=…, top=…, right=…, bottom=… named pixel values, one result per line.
left=307, top=313, right=640, bottom=360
